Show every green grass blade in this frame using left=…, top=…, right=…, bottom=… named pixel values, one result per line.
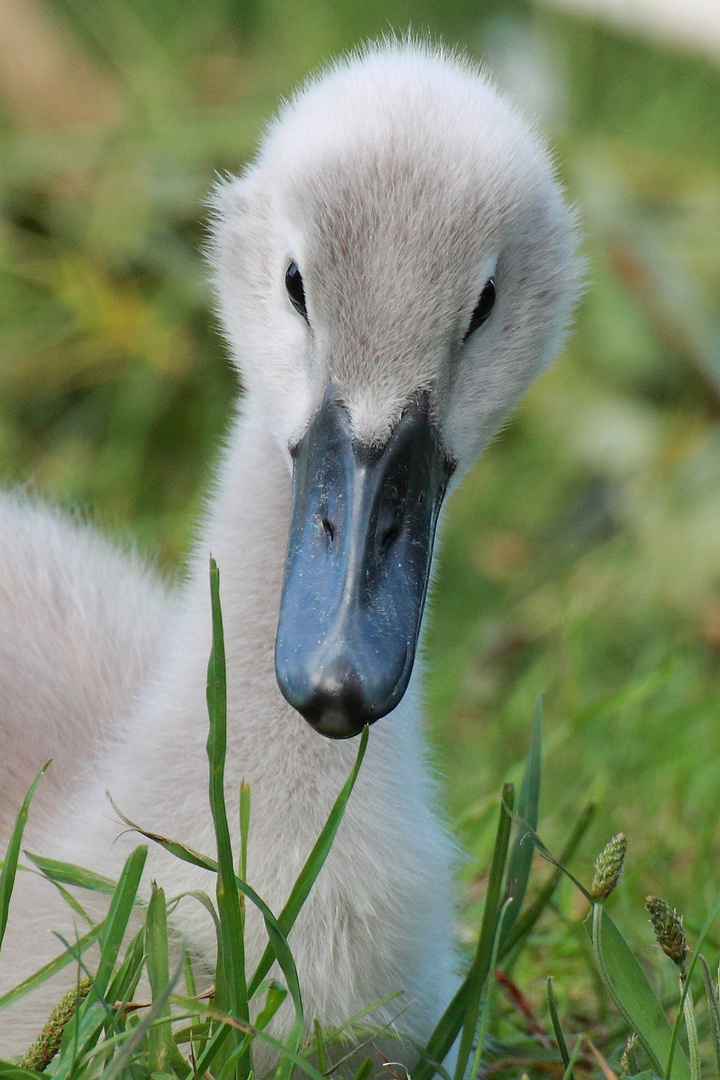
left=0, top=1064, right=45, bottom=1078
left=0, top=762, right=50, bottom=952
left=106, top=927, right=145, bottom=1013
left=467, top=895, right=512, bottom=1080
left=313, top=1017, right=328, bottom=1074
left=95, top=960, right=183, bottom=1080
left=239, top=780, right=250, bottom=883
left=146, top=882, right=174, bottom=1072
left=666, top=884, right=720, bottom=1080
left=207, top=558, right=249, bottom=1063
left=0, top=923, right=104, bottom=1013
left=92, top=844, right=147, bottom=1002
left=24, top=852, right=117, bottom=894
left=682, top=984, right=700, bottom=1080
left=498, top=698, right=542, bottom=951
left=453, top=784, right=514, bottom=1080
left=561, top=1036, right=585, bottom=1080
left=547, top=975, right=572, bottom=1078
left=500, top=803, right=595, bottom=960
left=247, top=725, right=368, bottom=998
left=351, top=1059, right=374, bottom=1080
left=700, top=956, right=720, bottom=1078
left=414, top=784, right=514, bottom=1080
left=589, top=902, right=690, bottom=1079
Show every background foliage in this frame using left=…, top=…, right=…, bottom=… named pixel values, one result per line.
left=2, top=0, right=720, bottom=1059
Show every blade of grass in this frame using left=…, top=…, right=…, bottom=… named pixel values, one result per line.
left=413, top=784, right=514, bottom=1080
left=500, top=803, right=595, bottom=960
left=498, top=698, right=542, bottom=951
left=146, top=882, right=174, bottom=1072
left=207, top=558, right=248, bottom=1030
left=453, top=783, right=514, bottom=1080
left=466, top=896, right=513, bottom=1080
left=682, top=981, right=700, bottom=1080
left=666, top=884, right=720, bottom=1080
left=0, top=762, right=50, bottom=952
left=562, top=1036, right=586, bottom=1080
left=547, top=975, right=572, bottom=1079
left=700, top=956, right=720, bottom=1078
left=24, top=852, right=117, bottom=895
left=590, top=902, right=690, bottom=1079
left=0, top=922, right=104, bottom=1012
left=247, top=725, right=369, bottom=998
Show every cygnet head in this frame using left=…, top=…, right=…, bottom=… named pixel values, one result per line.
left=211, top=40, right=581, bottom=739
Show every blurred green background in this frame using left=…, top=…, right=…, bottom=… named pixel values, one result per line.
left=2, top=0, right=720, bottom=1037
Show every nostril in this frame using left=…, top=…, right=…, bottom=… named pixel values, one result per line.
left=381, top=520, right=400, bottom=550
left=321, top=517, right=335, bottom=543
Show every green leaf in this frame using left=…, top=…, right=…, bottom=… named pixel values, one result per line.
left=0, top=763, right=50, bottom=952
left=24, top=851, right=117, bottom=894
left=414, top=784, right=514, bottom=1080
left=351, top=1059, right=375, bottom=1080
left=0, top=922, right=104, bottom=1013
left=547, top=975, right=572, bottom=1078
left=247, top=725, right=369, bottom=998
left=454, top=783, right=514, bottom=1080
left=699, top=955, right=720, bottom=1079
left=589, top=902, right=690, bottom=1079
left=498, top=697, right=542, bottom=951
left=500, top=803, right=595, bottom=960
left=146, top=882, right=174, bottom=1072
left=207, top=558, right=250, bottom=1073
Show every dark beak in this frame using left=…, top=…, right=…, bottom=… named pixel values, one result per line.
left=275, top=388, right=455, bottom=739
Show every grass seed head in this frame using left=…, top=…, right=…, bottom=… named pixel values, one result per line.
left=19, top=976, right=92, bottom=1071
left=591, top=832, right=627, bottom=900
left=645, top=895, right=688, bottom=967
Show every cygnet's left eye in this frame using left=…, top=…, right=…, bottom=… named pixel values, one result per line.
left=285, top=261, right=309, bottom=322
left=464, top=277, right=496, bottom=341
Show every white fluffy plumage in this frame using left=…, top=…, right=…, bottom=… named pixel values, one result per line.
left=0, top=40, right=580, bottom=1065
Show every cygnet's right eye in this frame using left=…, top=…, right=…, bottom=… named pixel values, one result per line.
left=285, top=261, right=309, bottom=322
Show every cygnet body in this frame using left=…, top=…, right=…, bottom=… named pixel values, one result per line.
left=0, top=40, right=580, bottom=1066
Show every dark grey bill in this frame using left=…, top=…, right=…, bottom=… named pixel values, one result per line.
left=275, top=387, right=455, bottom=739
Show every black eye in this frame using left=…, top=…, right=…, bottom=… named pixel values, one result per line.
left=285, top=261, right=308, bottom=322
left=464, top=277, right=496, bottom=341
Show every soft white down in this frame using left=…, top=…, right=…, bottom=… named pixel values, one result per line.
left=0, top=40, right=580, bottom=1066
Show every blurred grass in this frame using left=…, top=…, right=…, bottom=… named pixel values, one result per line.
left=3, top=0, right=720, bottom=1055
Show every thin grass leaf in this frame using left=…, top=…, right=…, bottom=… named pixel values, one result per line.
left=562, top=1036, right=586, bottom=1080
left=590, top=902, right=690, bottom=1079
left=247, top=725, right=369, bottom=998
left=24, top=851, right=117, bottom=894
left=682, top=984, right=700, bottom=1080
left=500, top=803, right=595, bottom=960
left=453, top=783, right=514, bottom=1080
left=413, top=784, right=514, bottom=1080
left=207, top=558, right=249, bottom=1070
left=0, top=762, right=50, bottom=952
left=92, top=844, right=147, bottom=1002
left=0, top=922, right=104, bottom=1012
left=176, top=998, right=327, bottom=1080
left=313, top=1018, right=328, bottom=1075
left=52, top=844, right=148, bottom=1072
left=351, top=1059, right=374, bottom=1080
left=146, top=882, right=174, bottom=1072
left=239, top=781, right=250, bottom=883
left=547, top=976, right=572, bottom=1078
left=666, top=885, right=720, bottom=1080
left=498, top=698, right=542, bottom=950
left=700, top=955, right=720, bottom=1079
left=0, top=1065, right=45, bottom=1078
left=467, top=895, right=513, bottom=1080
left=106, top=926, right=145, bottom=1012
left=87, top=960, right=183, bottom=1080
